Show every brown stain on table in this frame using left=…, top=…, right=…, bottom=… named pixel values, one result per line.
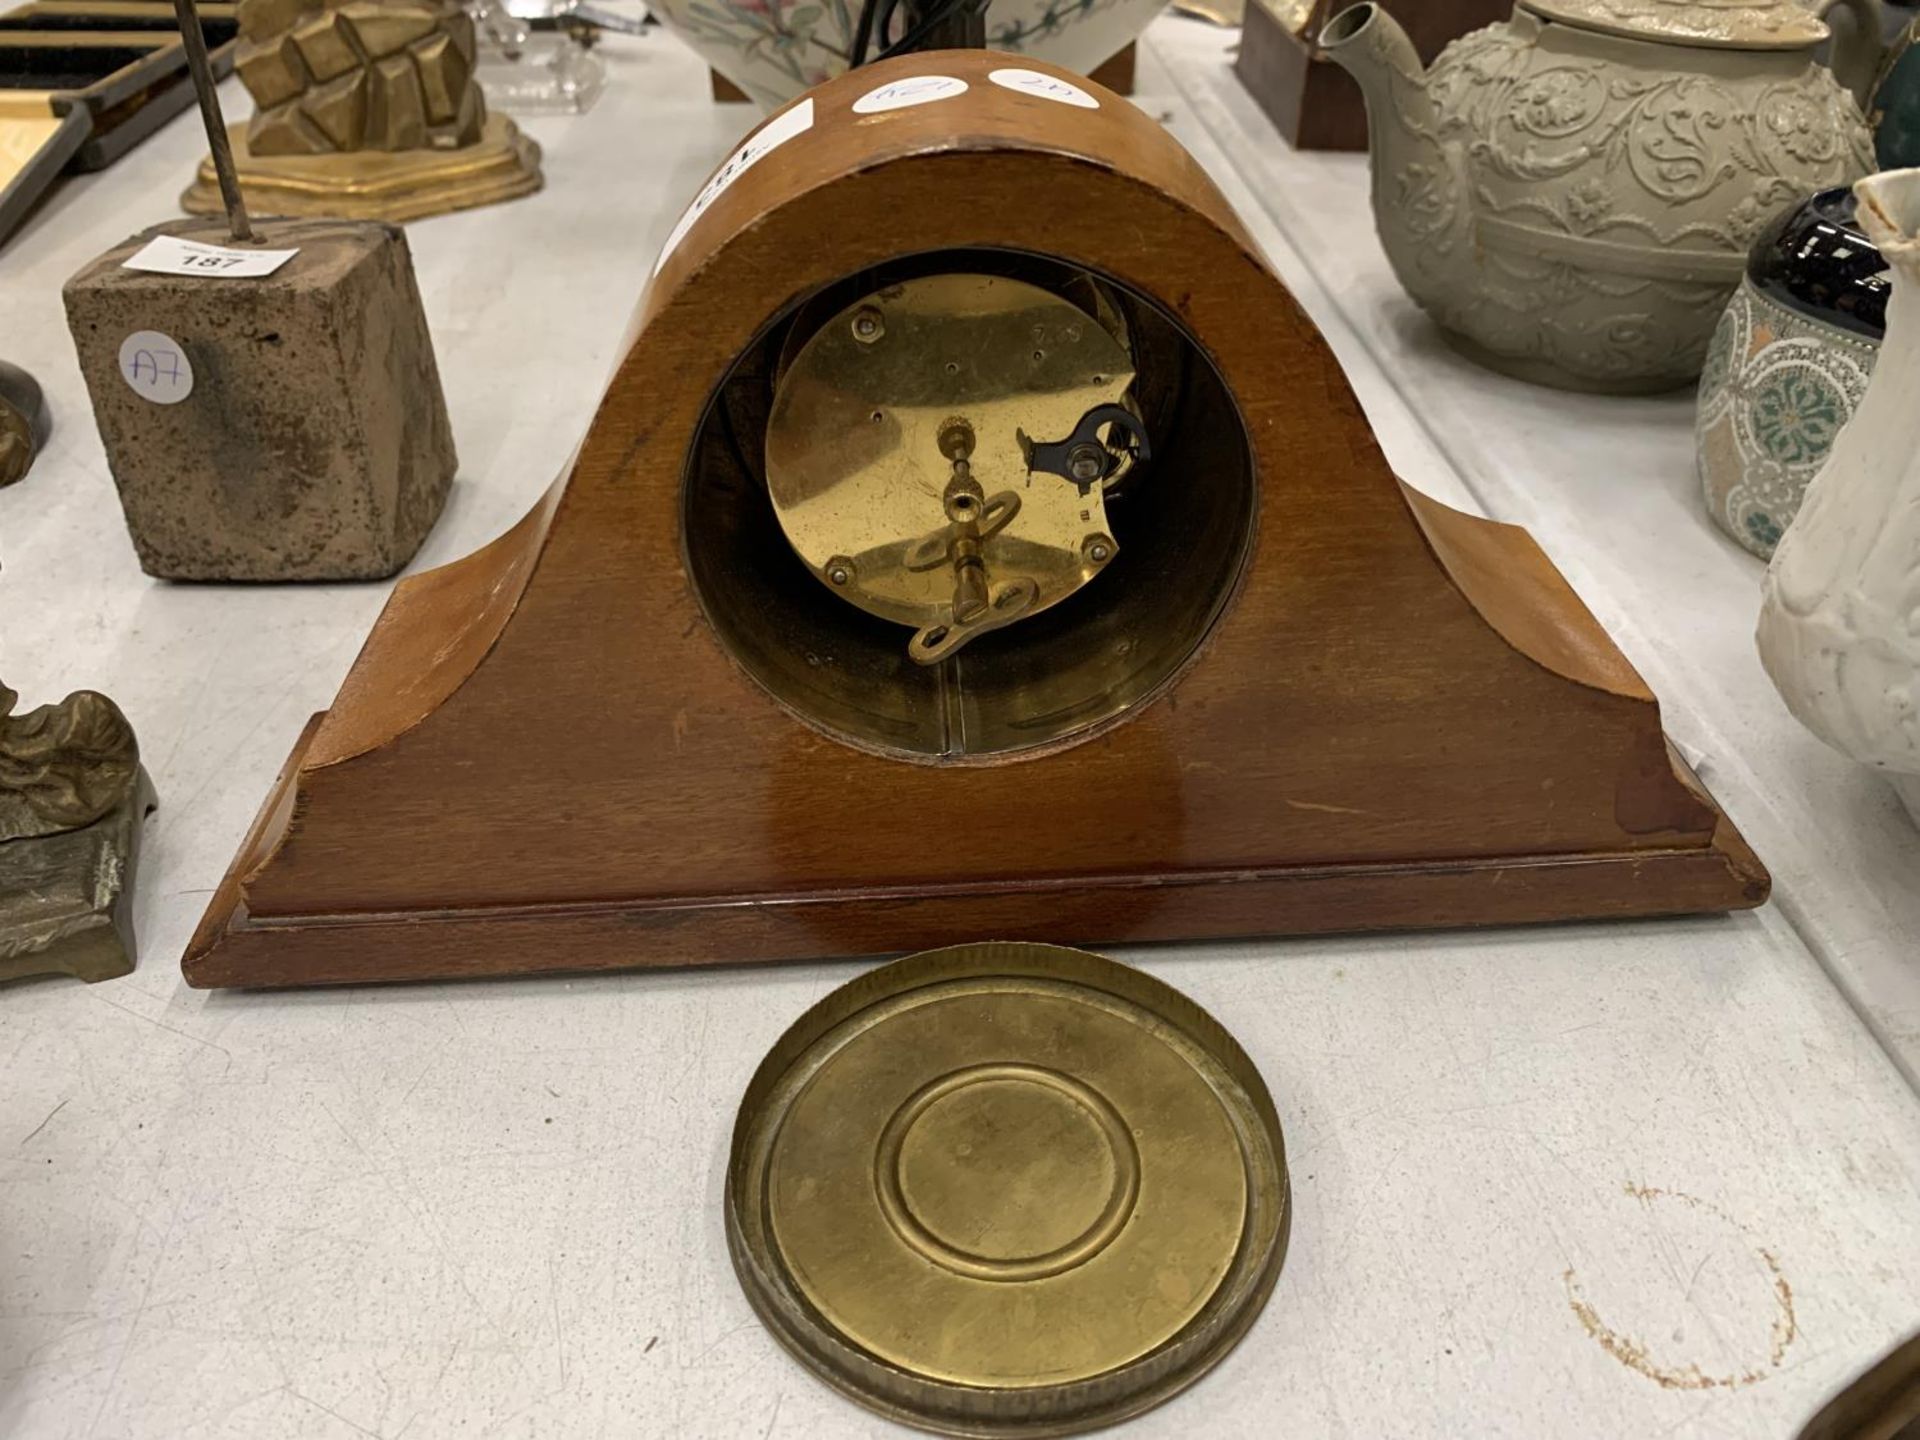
left=1565, top=1182, right=1797, bottom=1391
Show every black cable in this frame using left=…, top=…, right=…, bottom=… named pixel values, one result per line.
left=849, top=0, right=882, bottom=65
left=875, top=0, right=983, bottom=59
left=872, top=0, right=905, bottom=53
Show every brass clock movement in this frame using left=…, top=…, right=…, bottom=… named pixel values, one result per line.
left=184, top=52, right=1766, bottom=987
left=765, top=272, right=1148, bottom=666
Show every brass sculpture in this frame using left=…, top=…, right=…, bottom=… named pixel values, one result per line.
left=182, top=0, right=540, bottom=222
left=0, top=683, right=155, bottom=985
left=236, top=0, right=484, bottom=154
left=0, top=685, right=138, bottom=840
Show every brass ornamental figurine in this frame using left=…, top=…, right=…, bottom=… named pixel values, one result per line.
left=182, top=0, right=541, bottom=221
left=0, top=684, right=156, bottom=985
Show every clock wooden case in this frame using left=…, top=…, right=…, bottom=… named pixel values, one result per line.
left=183, top=51, right=1767, bottom=987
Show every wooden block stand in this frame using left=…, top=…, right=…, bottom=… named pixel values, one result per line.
left=64, top=216, right=456, bottom=581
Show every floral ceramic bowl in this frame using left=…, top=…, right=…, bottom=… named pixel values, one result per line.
left=1696, top=187, right=1891, bottom=559
left=652, top=0, right=1167, bottom=106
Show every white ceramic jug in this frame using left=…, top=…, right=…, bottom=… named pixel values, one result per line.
left=1757, top=167, right=1920, bottom=823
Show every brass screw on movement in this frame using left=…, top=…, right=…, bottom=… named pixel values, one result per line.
left=826, top=557, right=854, bottom=586
left=940, top=418, right=983, bottom=525
left=1067, top=442, right=1106, bottom=486
left=938, top=418, right=975, bottom=461
left=1084, top=534, right=1114, bottom=564
left=852, top=307, right=885, bottom=344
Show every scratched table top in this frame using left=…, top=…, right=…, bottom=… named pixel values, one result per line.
left=3, top=20, right=1919, bottom=1440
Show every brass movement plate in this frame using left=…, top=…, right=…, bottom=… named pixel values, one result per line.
left=726, top=942, right=1290, bottom=1436
left=764, top=274, right=1141, bottom=662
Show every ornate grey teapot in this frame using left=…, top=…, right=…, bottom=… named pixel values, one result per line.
left=1323, top=0, right=1883, bottom=393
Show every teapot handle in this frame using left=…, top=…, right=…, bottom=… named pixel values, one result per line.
left=1819, top=0, right=1888, bottom=109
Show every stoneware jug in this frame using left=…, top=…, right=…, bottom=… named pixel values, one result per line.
left=1696, top=186, right=1890, bottom=559
left=1757, top=167, right=1920, bottom=825
left=1322, top=0, right=1881, bottom=393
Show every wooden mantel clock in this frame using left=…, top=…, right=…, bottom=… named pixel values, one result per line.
left=184, top=54, right=1767, bottom=987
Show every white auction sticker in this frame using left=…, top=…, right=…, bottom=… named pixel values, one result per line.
left=852, top=75, right=967, bottom=115
left=988, top=67, right=1099, bottom=109
left=118, top=330, right=193, bottom=405
left=654, top=97, right=816, bottom=277
left=122, top=234, right=298, bottom=279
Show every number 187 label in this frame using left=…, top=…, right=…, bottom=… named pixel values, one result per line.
left=122, top=234, right=298, bottom=279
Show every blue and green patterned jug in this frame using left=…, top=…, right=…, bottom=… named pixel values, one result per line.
left=1696, top=187, right=1892, bottom=560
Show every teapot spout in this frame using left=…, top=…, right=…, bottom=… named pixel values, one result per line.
left=1320, top=3, right=1437, bottom=147
left=1320, top=4, right=1467, bottom=312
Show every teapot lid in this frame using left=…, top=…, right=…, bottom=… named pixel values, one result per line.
left=1519, top=0, right=1829, bottom=50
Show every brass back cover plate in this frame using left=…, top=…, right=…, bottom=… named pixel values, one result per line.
left=726, top=942, right=1290, bottom=1437
left=764, top=274, right=1139, bottom=659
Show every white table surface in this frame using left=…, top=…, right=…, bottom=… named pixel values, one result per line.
left=3, top=21, right=1918, bottom=1440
